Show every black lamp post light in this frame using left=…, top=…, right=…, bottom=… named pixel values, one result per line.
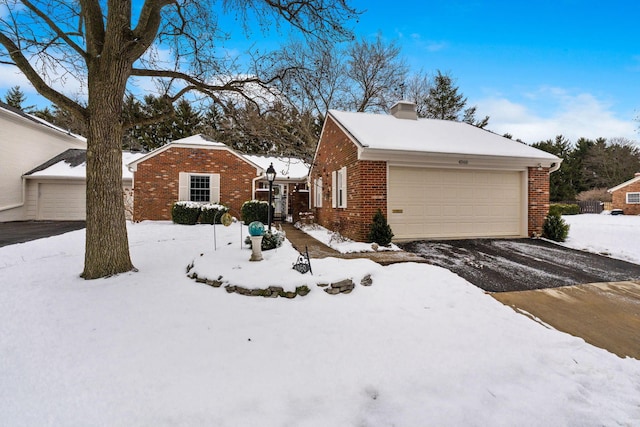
left=266, top=163, right=276, bottom=231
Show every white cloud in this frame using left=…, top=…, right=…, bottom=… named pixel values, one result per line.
left=476, top=87, right=639, bottom=145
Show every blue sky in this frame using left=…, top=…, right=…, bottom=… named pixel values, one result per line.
left=347, top=0, right=640, bottom=143
left=1, top=0, right=638, bottom=145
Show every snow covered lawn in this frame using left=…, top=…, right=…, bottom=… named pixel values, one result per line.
left=1, top=217, right=639, bottom=426
left=562, top=213, right=640, bottom=265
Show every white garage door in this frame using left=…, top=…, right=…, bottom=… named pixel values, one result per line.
left=388, top=167, right=524, bottom=239
left=38, top=182, right=86, bottom=220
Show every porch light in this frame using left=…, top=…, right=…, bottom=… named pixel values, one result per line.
left=266, top=163, right=276, bottom=231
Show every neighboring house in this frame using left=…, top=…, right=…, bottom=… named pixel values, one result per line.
left=127, top=134, right=310, bottom=222
left=309, top=101, right=562, bottom=242
left=608, top=173, right=640, bottom=215
left=23, top=149, right=144, bottom=220
left=0, top=101, right=86, bottom=222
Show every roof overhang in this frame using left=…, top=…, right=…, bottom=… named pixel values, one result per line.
left=359, top=147, right=562, bottom=172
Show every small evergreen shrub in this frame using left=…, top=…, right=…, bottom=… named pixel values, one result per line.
left=549, top=203, right=580, bottom=216
left=542, top=213, right=570, bottom=242
left=241, top=200, right=271, bottom=224
left=244, top=229, right=285, bottom=251
left=172, top=201, right=201, bottom=225
left=367, top=209, right=394, bottom=246
left=199, top=203, right=229, bottom=224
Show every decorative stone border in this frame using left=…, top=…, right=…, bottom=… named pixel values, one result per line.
left=186, top=265, right=373, bottom=299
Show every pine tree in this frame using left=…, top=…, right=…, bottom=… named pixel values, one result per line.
left=422, top=71, right=489, bottom=128
left=423, top=70, right=466, bottom=120
left=367, top=209, right=394, bottom=246
left=4, top=86, right=32, bottom=111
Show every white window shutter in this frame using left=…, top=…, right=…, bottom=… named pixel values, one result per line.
left=331, top=171, right=337, bottom=208
left=340, top=166, right=347, bottom=208
left=211, top=174, right=221, bottom=203
left=317, top=177, right=323, bottom=208
left=178, top=172, right=188, bottom=201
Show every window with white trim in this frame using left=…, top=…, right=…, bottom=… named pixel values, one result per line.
left=627, top=192, right=640, bottom=204
left=178, top=172, right=220, bottom=203
left=331, top=166, right=347, bottom=208
left=314, top=177, right=323, bottom=208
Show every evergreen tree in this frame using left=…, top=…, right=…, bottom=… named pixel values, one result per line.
left=423, top=70, right=465, bottom=120
left=532, top=135, right=576, bottom=201
left=422, top=70, right=489, bottom=127
left=367, top=209, right=394, bottom=246
left=4, top=86, right=32, bottom=111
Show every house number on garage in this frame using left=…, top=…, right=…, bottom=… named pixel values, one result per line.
left=392, top=209, right=403, bottom=214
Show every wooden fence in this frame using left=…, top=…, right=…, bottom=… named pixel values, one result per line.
left=559, top=200, right=611, bottom=214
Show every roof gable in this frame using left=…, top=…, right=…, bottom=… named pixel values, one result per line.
left=608, top=174, right=640, bottom=193
left=127, top=134, right=309, bottom=179
left=327, top=109, right=560, bottom=163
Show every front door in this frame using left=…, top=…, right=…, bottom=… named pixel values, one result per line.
left=273, top=184, right=287, bottom=220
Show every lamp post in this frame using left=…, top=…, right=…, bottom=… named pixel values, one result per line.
left=266, top=163, right=276, bottom=231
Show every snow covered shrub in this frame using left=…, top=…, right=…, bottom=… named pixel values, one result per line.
left=367, top=209, right=394, bottom=246
left=199, top=203, right=229, bottom=224
left=172, top=201, right=201, bottom=225
left=244, top=229, right=285, bottom=251
left=261, top=229, right=285, bottom=250
left=543, top=213, right=570, bottom=242
left=241, top=200, right=272, bottom=224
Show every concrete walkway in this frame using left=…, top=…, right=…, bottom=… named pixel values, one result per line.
left=280, top=223, right=427, bottom=265
left=493, top=281, right=640, bottom=359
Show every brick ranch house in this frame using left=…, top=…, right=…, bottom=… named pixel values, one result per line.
left=309, top=101, right=562, bottom=242
left=608, top=172, right=640, bottom=215
left=127, top=134, right=310, bottom=222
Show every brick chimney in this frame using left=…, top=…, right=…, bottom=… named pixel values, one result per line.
left=390, top=101, right=418, bottom=120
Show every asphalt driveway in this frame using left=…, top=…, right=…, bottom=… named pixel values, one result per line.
left=398, top=238, right=640, bottom=292
left=0, top=221, right=85, bottom=247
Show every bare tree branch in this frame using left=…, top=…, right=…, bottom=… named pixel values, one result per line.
left=21, top=0, right=86, bottom=58
left=0, top=32, right=86, bottom=120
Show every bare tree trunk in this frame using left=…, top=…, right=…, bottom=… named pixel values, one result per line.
left=81, top=58, right=134, bottom=279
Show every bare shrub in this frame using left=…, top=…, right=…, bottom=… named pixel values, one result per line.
left=576, top=188, right=612, bottom=202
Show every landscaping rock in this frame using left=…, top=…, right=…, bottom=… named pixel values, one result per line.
left=360, top=274, right=373, bottom=286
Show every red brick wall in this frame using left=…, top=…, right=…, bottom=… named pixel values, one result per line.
left=133, top=147, right=258, bottom=221
left=528, top=167, right=551, bottom=236
left=310, top=116, right=387, bottom=241
left=611, top=179, right=640, bottom=215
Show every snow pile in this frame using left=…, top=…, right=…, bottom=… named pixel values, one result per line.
left=1, top=218, right=639, bottom=426
left=296, top=222, right=400, bottom=253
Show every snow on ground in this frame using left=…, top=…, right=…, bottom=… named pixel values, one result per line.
left=295, top=222, right=400, bottom=253
left=1, top=217, right=640, bottom=426
left=562, top=213, right=640, bottom=265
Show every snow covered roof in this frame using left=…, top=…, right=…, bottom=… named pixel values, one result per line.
left=126, top=134, right=309, bottom=179
left=243, top=155, right=309, bottom=180
left=25, top=149, right=144, bottom=180
left=328, top=110, right=560, bottom=162
left=169, top=134, right=227, bottom=147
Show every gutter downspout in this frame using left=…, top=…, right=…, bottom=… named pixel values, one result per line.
left=549, top=160, right=562, bottom=173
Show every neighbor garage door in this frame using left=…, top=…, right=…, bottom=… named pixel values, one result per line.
left=37, top=182, right=86, bottom=220
left=388, top=167, right=524, bottom=239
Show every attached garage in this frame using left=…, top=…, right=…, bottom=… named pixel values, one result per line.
left=388, top=166, right=525, bottom=239
left=37, top=182, right=86, bottom=220
left=22, top=149, right=143, bottom=221
left=310, top=102, right=562, bottom=242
